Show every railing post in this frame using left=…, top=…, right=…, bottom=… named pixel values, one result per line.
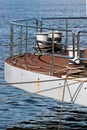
left=77, top=32, right=80, bottom=58
left=25, top=26, right=28, bottom=58
left=10, top=24, right=14, bottom=63
left=50, top=30, right=54, bottom=76
left=72, top=31, right=75, bottom=58
left=19, top=25, right=22, bottom=56
left=65, top=19, right=68, bottom=47
left=36, top=19, right=38, bottom=33
left=40, top=19, right=42, bottom=32
left=24, top=26, right=29, bottom=70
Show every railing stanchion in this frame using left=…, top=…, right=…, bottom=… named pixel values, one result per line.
left=19, top=25, right=22, bottom=56
left=10, top=24, right=14, bottom=64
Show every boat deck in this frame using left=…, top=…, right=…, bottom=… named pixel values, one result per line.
left=6, top=53, right=87, bottom=79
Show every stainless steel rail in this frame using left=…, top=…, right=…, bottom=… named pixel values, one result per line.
left=77, top=30, right=87, bottom=62
left=9, top=17, right=87, bottom=75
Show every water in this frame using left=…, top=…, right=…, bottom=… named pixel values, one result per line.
left=0, top=0, right=87, bottom=129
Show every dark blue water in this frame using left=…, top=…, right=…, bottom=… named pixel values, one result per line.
left=0, top=0, right=87, bottom=130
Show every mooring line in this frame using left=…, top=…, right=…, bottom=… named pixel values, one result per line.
left=58, top=75, right=68, bottom=130
left=0, top=80, right=80, bottom=101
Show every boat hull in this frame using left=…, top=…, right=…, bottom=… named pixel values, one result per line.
left=5, top=62, right=87, bottom=107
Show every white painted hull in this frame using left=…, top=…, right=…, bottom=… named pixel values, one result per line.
left=5, top=62, right=87, bottom=107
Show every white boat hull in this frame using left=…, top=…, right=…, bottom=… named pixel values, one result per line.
left=5, top=62, right=87, bottom=107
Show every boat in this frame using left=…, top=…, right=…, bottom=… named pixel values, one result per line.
left=5, top=17, right=87, bottom=107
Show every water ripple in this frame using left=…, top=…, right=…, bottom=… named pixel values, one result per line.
left=0, top=0, right=86, bottom=130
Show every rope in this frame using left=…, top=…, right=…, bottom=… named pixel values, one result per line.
left=0, top=75, right=83, bottom=130
left=0, top=77, right=76, bottom=86
left=58, top=75, right=68, bottom=130
left=0, top=80, right=80, bottom=101
left=57, top=66, right=85, bottom=130
left=1, top=71, right=83, bottom=87
left=70, top=82, right=84, bottom=103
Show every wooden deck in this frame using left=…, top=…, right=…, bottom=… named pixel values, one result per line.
left=6, top=54, right=69, bottom=77
left=6, top=53, right=87, bottom=80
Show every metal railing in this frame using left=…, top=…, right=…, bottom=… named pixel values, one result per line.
left=9, top=17, right=78, bottom=59
left=9, top=17, right=87, bottom=75
left=40, top=17, right=87, bottom=48
left=10, top=18, right=38, bottom=62
left=77, top=30, right=87, bottom=62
